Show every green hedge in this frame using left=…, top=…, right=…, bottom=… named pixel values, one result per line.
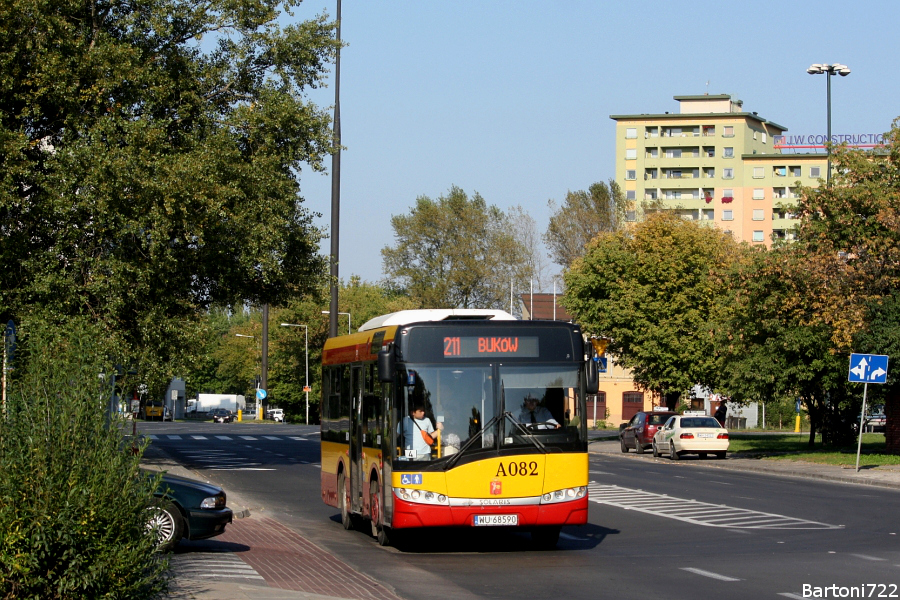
left=0, top=318, right=168, bottom=599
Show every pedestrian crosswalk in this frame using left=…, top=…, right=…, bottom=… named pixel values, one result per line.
left=587, top=483, right=843, bottom=530
left=146, top=434, right=316, bottom=442
left=169, top=550, right=264, bottom=582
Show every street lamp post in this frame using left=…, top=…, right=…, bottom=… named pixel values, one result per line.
left=280, top=323, right=309, bottom=424
left=321, top=311, right=351, bottom=335
left=807, top=63, right=851, bottom=186
left=235, top=334, right=261, bottom=419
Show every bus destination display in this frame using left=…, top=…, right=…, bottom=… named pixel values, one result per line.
left=443, top=336, right=539, bottom=358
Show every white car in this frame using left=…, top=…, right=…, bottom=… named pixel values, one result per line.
left=267, top=408, right=284, bottom=422
left=652, top=414, right=729, bottom=460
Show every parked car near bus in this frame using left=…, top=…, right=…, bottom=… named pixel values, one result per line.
left=619, top=410, right=678, bottom=454
left=652, top=413, right=729, bottom=460
left=146, top=471, right=233, bottom=552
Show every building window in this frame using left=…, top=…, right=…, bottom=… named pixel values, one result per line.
left=646, top=127, right=658, bottom=138
left=790, top=166, right=801, bottom=177
left=723, top=210, right=734, bottom=221
left=752, top=230, right=765, bottom=242
left=723, top=147, right=734, bottom=158
left=753, top=131, right=758, bottom=140
left=626, top=170, right=636, bottom=180
left=723, top=168, right=734, bottom=179
left=626, top=190, right=636, bottom=200
left=626, top=148, right=637, bottom=160
left=774, top=166, right=786, bottom=177
left=810, top=166, right=821, bottom=178
left=762, top=133, right=767, bottom=144
left=623, top=391, right=644, bottom=404
left=647, top=147, right=659, bottom=158
left=665, top=148, right=682, bottom=158
left=723, top=126, right=734, bottom=137
left=625, top=210, right=636, bottom=222
left=704, top=147, right=715, bottom=158
left=773, top=187, right=785, bottom=199
left=753, top=188, right=765, bottom=200
left=664, top=190, right=681, bottom=199
left=703, top=125, right=715, bottom=136
left=723, top=189, right=733, bottom=199
left=626, top=128, right=637, bottom=139
left=753, top=167, right=764, bottom=179
left=701, top=209, right=714, bottom=220
left=752, top=209, right=765, bottom=221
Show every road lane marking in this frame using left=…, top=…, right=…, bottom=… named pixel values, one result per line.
left=850, top=553, right=886, bottom=561
left=239, top=436, right=258, bottom=440
left=191, top=435, right=207, bottom=440
left=680, top=568, right=740, bottom=582
left=264, top=436, right=281, bottom=440
left=215, top=435, right=232, bottom=440
left=166, top=435, right=182, bottom=440
left=589, top=483, right=843, bottom=530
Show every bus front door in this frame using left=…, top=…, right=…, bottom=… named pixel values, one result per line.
left=349, top=365, right=363, bottom=513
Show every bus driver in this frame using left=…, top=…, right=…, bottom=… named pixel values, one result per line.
left=518, top=395, right=560, bottom=429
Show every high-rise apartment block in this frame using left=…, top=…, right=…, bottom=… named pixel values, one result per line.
left=611, top=94, right=827, bottom=245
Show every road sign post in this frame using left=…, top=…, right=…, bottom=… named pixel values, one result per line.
left=848, top=353, right=889, bottom=472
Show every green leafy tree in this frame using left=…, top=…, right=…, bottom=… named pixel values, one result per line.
left=0, top=0, right=337, bottom=391
left=0, top=318, right=166, bottom=598
left=710, top=246, right=852, bottom=447
left=788, top=119, right=900, bottom=451
left=381, top=186, right=527, bottom=309
left=562, top=212, right=743, bottom=403
left=544, top=180, right=628, bottom=270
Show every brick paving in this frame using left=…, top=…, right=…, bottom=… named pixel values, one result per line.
left=217, top=517, right=404, bottom=600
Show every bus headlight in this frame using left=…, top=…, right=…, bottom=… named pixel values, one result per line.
left=540, top=486, right=587, bottom=504
left=394, top=488, right=449, bottom=506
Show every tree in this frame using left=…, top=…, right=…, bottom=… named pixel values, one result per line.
left=562, top=212, right=744, bottom=402
left=381, top=186, right=527, bottom=309
left=508, top=205, right=554, bottom=295
left=544, top=180, right=628, bottom=270
left=710, top=246, right=852, bottom=448
left=0, top=0, right=338, bottom=391
left=789, top=118, right=900, bottom=451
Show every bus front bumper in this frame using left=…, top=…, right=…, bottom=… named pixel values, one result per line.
left=391, top=491, right=588, bottom=529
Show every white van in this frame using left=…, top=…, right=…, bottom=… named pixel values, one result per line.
left=267, top=408, right=284, bottom=422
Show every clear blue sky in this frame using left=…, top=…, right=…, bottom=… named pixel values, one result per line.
left=290, top=0, right=899, bottom=286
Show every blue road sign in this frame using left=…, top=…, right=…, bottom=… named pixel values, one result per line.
left=848, top=353, right=889, bottom=384
left=256, top=388, right=268, bottom=400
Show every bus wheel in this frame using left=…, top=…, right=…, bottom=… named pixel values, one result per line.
left=338, top=473, right=353, bottom=530
left=369, top=480, right=389, bottom=545
left=531, top=526, right=561, bottom=549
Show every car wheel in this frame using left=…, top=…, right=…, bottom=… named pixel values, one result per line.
left=147, top=500, right=184, bottom=552
left=620, top=438, right=629, bottom=453
left=338, top=472, right=353, bottom=530
left=716, top=451, right=726, bottom=459
left=531, top=526, right=561, bottom=549
left=635, top=439, right=645, bottom=454
left=669, top=442, right=680, bottom=461
left=652, top=441, right=660, bottom=458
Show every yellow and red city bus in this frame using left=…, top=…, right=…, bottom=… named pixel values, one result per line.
left=320, top=309, right=598, bottom=547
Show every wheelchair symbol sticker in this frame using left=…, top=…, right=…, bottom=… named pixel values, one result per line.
left=400, top=473, right=423, bottom=485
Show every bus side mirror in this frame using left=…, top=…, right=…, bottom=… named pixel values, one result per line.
left=378, top=348, right=394, bottom=383
left=586, top=358, right=599, bottom=394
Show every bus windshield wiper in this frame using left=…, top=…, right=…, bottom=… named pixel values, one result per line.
left=503, top=412, right=547, bottom=452
left=443, top=412, right=504, bottom=471
left=443, top=412, right=545, bottom=471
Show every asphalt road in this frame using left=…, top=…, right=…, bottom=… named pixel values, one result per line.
left=139, top=421, right=900, bottom=600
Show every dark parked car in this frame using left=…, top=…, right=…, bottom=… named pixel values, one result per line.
left=619, top=410, right=678, bottom=454
left=146, top=471, right=233, bottom=552
left=209, top=408, right=235, bottom=423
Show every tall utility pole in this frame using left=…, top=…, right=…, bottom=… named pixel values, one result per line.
left=328, top=0, right=342, bottom=339
left=261, top=303, right=269, bottom=418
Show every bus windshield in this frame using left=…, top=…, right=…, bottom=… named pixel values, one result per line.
left=396, top=363, right=584, bottom=463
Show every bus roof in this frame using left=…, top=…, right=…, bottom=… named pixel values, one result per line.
left=357, top=309, right=517, bottom=332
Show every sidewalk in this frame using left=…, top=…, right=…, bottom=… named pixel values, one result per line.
left=588, top=436, right=900, bottom=491
left=142, top=445, right=403, bottom=600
